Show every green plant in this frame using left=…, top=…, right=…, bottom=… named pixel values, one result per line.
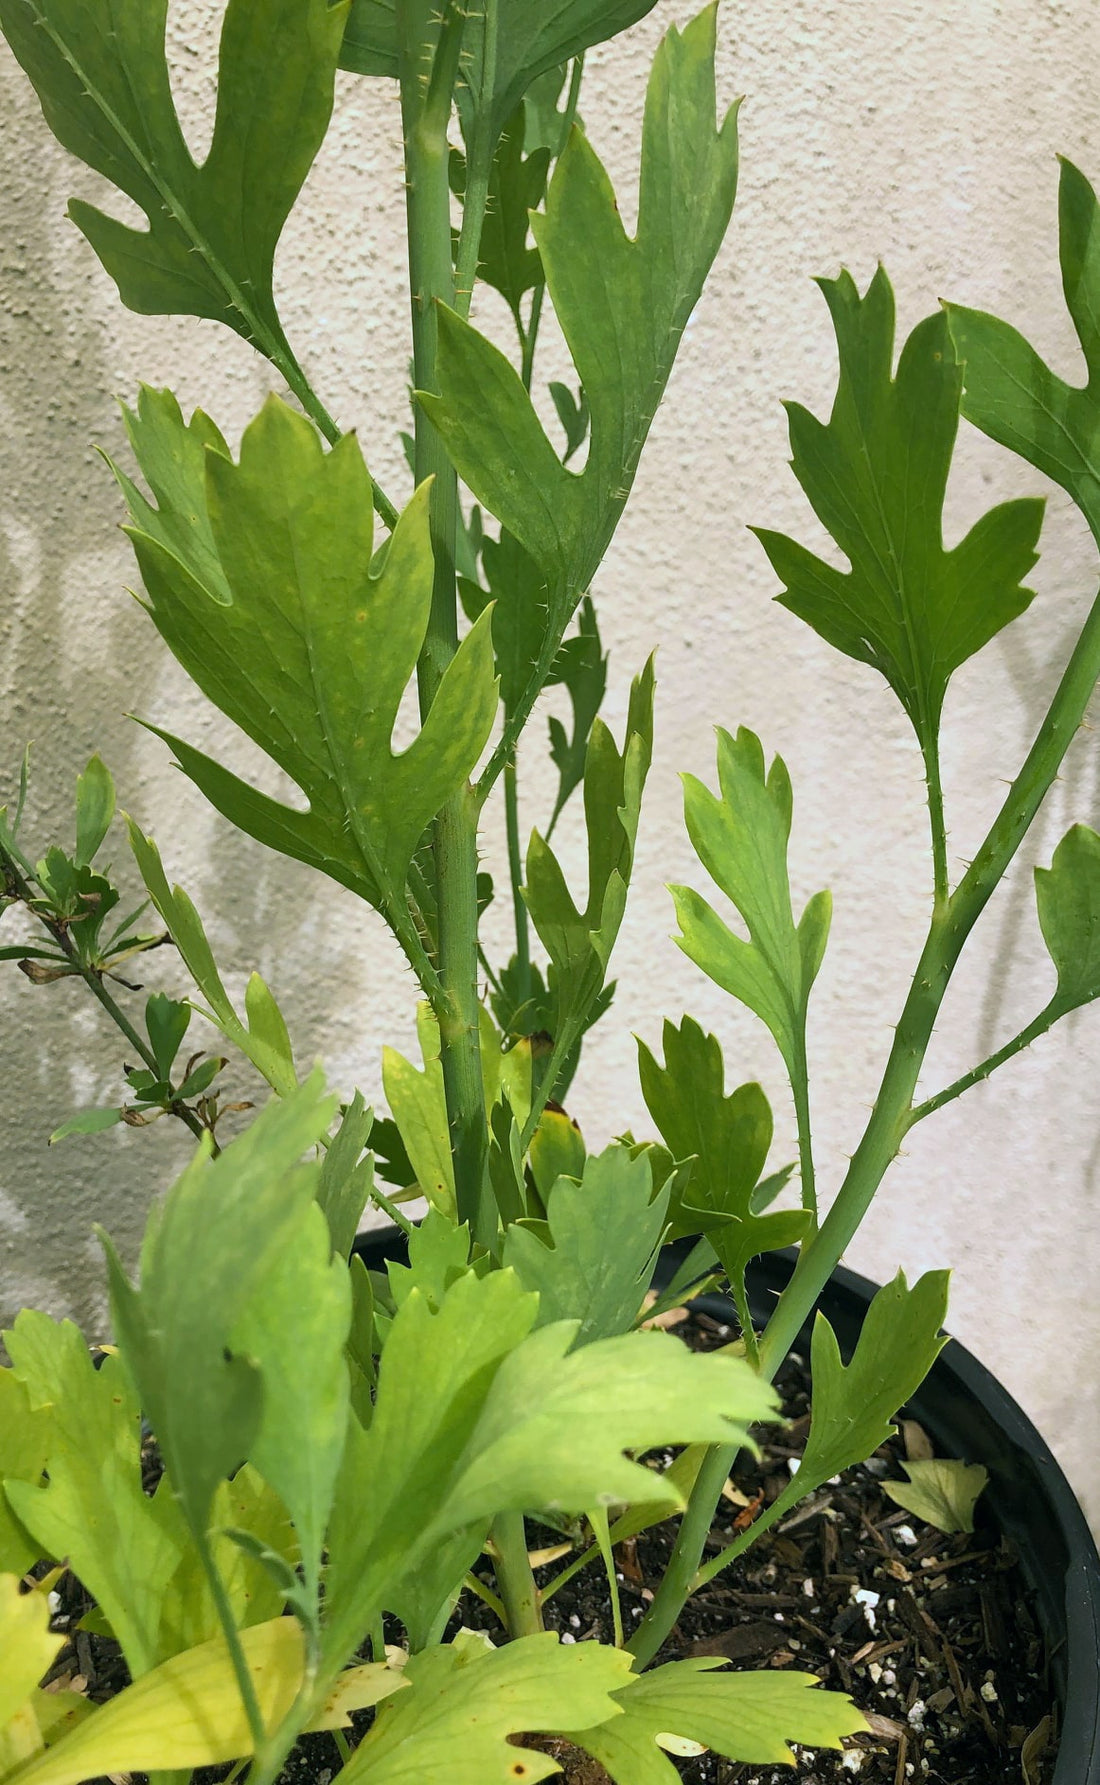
left=1, top=0, right=1099, bottom=1779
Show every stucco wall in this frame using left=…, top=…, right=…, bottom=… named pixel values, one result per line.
left=3, top=2, right=1100, bottom=1527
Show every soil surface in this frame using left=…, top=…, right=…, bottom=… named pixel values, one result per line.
left=38, top=1309, right=1058, bottom=1785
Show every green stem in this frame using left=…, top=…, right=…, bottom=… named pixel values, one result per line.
left=626, top=1441, right=730, bottom=1667
left=368, top=1182, right=417, bottom=1236
left=197, top=1533, right=266, bottom=1752
left=491, top=1512, right=544, bottom=1637
left=790, top=1032, right=817, bottom=1222
left=907, top=1004, right=1061, bottom=1126
left=504, top=758, right=531, bottom=1001
left=690, top=1490, right=793, bottom=1595
left=520, top=283, right=544, bottom=391
left=453, top=0, right=498, bottom=320
left=464, top=1569, right=508, bottom=1625
left=561, top=53, right=585, bottom=143
left=728, top=1273, right=759, bottom=1369
left=923, top=735, right=950, bottom=907
left=630, top=579, right=1100, bottom=1670
left=3, top=847, right=207, bottom=1145
left=400, top=1, right=491, bottom=1245
left=589, top=1507, right=623, bottom=1646
left=477, top=618, right=569, bottom=807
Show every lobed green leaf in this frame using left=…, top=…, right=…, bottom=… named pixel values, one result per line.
left=127, top=822, right=297, bottom=1098
left=756, top=268, right=1042, bottom=752
left=503, top=1144, right=669, bottom=1343
left=575, top=1658, right=865, bottom=1781
left=1034, top=824, right=1100, bottom=1016
left=342, top=1630, right=633, bottom=1785
left=116, top=392, right=497, bottom=941
left=0, top=0, right=346, bottom=353
left=341, top=0, right=663, bottom=142
left=526, top=659, right=654, bottom=1063
left=947, top=158, right=1100, bottom=543
left=423, top=8, right=738, bottom=691
left=673, top=727, right=829, bottom=1084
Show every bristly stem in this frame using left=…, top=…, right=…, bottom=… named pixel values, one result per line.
left=923, top=735, right=950, bottom=907
left=790, top=1032, right=817, bottom=1222
left=275, top=352, right=398, bottom=532
left=453, top=0, right=498, bottom=320
left=401, top=0, right=493, bottom=1247
left=1, top=845, right=207, bottom=1145
left=504, top=758, right=532, bottom=1004
left=629, top=578, right=1100, bottom=1671
left=907, top=1004, right=1061, bottom=1126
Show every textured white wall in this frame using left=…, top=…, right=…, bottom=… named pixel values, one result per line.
left=3, top=2, right=1100, bottom=1525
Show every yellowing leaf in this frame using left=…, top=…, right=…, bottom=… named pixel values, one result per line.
left=102, top=1075, right=336, bottom=1541
left=3, top=1619, right=405, bottom=1785
left=882, top=1459, right=988, bottom=1535
left=0, top=1574, right=63, bottom=1739
left=3, top=1322, right=185, bottom=1680
left=382, top=1044, right=455, bottom=1218
left=0, top=1371, right=49, bottom=1576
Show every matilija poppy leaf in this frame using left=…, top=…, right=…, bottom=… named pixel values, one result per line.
left=341, top=0, right=664, bottom=140
left=947, top=158, right=1100, bottom=547
left=423, top=9, right=738, bottom=687
left=0, top=1574, right=64, bottom=1739
left=111, top=389, right=497, bottom=944
left=0, top=1616, right=406, bottom=1785
left=0, top=0, right=345, bottom=355
left=672, top=725, right=831, bottom=1094
left=754, top=268, right=1042, bottom=754
left=572, top=1660, right=866, bottom=1782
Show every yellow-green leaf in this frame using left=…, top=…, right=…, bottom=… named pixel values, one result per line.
left=0, top=1372, right=49, bottom=1577
left=0, top=1575, right=63, bottom=1741
left=3, top=1619, right=405, bottom=1785
left=882, top=1459, right=988, bottom=1535
left=575, top=1659, right=865, bottom=1781
left=340, top=1631, right=633, bottom=1785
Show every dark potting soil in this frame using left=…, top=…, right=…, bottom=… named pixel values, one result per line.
left=39, top=1309, right=1058, bottom=1785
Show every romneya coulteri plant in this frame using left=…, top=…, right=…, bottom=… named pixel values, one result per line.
left=1, top=0, right=1099, bottom=1777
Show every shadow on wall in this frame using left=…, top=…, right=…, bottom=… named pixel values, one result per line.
left=973, top=617, right=1100, bottom=1208
left=0, top=54, right=355, bottom=1335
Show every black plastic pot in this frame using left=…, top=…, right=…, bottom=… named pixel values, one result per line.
left=353, top=1228, right=1100, bottom=1782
